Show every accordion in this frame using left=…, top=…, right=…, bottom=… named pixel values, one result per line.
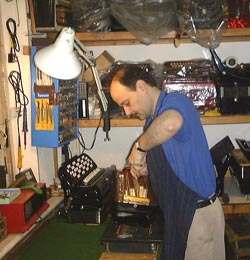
left=117, top=167, right=156, bottom=206
left=58, top=153, right=117, bottom=224
left=101, top=168, right=163, bottom=254
left=113, top=167, right=158, bottom=225
left=162, top=60, right=217, bottom=114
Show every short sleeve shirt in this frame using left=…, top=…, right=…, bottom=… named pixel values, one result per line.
left=146, top=92, right=216, bottom=198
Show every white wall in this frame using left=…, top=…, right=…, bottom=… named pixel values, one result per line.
left=1, top=1, right=250, bottom=185
left=0, top=0, right=39, bottom=185
left=77, top=42, right=250, bottom=171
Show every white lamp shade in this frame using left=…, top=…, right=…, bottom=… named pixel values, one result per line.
left=34, top=27, right=82, bottom=80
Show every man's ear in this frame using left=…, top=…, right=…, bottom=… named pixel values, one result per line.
left=135, top=80, right=147, bottom=93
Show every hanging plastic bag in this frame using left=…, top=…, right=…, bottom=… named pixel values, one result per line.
left=178, top=0, right=227, bottom=49
left=71, top=0, right=111, bottom=32
left=110, top=0, right=178, bottom=45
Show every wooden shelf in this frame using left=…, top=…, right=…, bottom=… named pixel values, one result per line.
left=31, top=28, right=250, bottom=46
left=30, top=27, right=250, bottom=128
left=78, top=118, right=143, bottom=128
left=200, top=115, right=250, bottom=125
left=78, top=115, right=250, bottom=128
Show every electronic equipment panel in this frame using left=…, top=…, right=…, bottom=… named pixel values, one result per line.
left=31, top=47, right=78, bottom=147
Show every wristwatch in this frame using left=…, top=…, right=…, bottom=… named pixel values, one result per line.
left=135, top=141, right=146, bottom=153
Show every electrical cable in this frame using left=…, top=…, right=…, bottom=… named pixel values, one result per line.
left=6, top=18, right=29, bottom=170
left=77, top=116, right=101, bottom=153
left=6, top=18, right=20, bottom=53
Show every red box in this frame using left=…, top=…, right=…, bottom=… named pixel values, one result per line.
left=0, top=183, right=48, bottom=233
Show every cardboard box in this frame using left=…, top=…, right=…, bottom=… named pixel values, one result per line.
left=83, top=51, right=115, bottom=83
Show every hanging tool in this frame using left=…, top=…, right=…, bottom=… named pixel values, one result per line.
left=22, top=105, right=28, bottom=149
left=17, top=128, right=22, bottom=171
left=6, top=18, right=29, bottom=170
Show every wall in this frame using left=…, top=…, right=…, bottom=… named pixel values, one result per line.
left=1, top=1, right=250, bottom=185
left=0, top=0, right=40, bottom=184
left=77, top=42, right=250, bottom=171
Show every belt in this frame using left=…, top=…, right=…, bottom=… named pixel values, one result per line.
left=197, top=194, right=217, bottom=209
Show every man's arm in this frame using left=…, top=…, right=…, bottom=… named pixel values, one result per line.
left=128, top=109, right=183, bottom=178
left=138, top=109, right=183, bottom=151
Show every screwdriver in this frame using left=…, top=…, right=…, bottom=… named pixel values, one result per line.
left=17, top=134, right=22, bottom=171
left=22, top=105, right=28, bottom=149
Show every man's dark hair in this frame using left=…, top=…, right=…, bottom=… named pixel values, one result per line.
left=110, top=64, right=157, bottom=90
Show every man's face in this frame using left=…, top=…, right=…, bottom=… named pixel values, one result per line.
left=110, top=80, right=150, bottom=120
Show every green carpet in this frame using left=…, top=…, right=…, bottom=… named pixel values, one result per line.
left=19, top=217, right=108, bottom=260
left=17, top=215, right=243, bottom=260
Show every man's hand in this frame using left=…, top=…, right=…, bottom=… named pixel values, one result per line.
left=128, top=143, right=148, bottom=179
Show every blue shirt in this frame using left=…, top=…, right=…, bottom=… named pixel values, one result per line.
left=146, top=92, right=216, bottom=198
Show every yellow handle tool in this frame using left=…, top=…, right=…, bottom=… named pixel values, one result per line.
left=17, top=145, right=23, bottom=170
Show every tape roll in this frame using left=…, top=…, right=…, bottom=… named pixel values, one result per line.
left=225, top=56, right=238, bottom=68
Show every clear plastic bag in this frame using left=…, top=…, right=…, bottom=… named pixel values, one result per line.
left=71, top=0, right=111, bottom=32
left=110, top=0, right=178, bottom=45
left=178, top=0, right=227, bottom=49
left=227, top=0, right=250, bottom=28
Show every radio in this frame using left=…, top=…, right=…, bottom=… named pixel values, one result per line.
left=0, top=183, right=48, bottom=233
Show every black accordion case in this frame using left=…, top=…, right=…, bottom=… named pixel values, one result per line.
left=101, top=215, right=163, bottom=254
left=58, top=153, right=117, bottom=224
left=215, top=64, right=250, bottom=114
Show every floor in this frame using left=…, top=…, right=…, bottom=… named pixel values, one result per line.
left=1, top=174, right=250, bottom=260
left=0, top=196, right=63, bottom=259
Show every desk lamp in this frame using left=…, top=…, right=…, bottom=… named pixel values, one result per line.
left=34, top=27, right=110, bottom=141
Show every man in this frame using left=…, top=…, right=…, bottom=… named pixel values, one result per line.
left=109, top=65, right=225, bottom=260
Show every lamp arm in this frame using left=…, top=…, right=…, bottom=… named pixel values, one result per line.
left=73, top=38, right=108, bottom=112
left=74, top=37, right=110, bottom=141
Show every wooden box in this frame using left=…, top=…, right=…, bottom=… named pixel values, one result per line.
left=99, top=252, right=157, bottom=260
left=230, top=149, right=250, bottom=194
left=226, top=215, right=250, bottom=259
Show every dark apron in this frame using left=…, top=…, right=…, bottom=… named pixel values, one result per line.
left=147, top=145, right=203, bottom=260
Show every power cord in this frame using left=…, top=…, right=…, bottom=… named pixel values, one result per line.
left=6, top=18, right=29, bottom=170
left=77, top=116, right=101, bottom=153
